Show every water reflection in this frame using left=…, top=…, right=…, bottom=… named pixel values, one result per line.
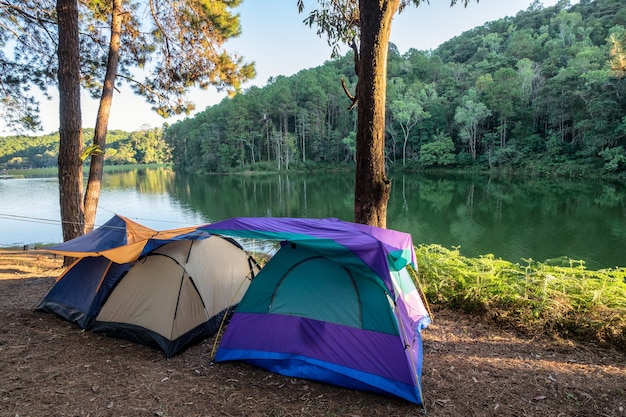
left=1, top=168, right=625, bottom=269
left=106, top=167, right=177, bottom=193
left=387, top=173, right=626, bottom=269
left=168, top=172, right=355, bottom=221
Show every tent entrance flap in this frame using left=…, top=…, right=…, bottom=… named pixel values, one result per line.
left=247, top=244, right=399, bottom=334
left=269, top=252, right=361, bottom=328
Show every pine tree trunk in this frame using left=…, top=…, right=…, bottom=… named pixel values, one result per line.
left=56, top=0, right=84, bottom=255
left=353, top=0, right=398, bottom=228
left=84, top=0, right=123, bottom=233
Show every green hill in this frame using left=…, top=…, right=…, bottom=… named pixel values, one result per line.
left=0, top=128, right=169, bottom=169
left=165, top=0, right=626, bottom=178
left=3, top=0, right=626, bottom=178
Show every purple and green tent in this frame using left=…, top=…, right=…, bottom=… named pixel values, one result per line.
left=200, top=217, right=430, bottom=404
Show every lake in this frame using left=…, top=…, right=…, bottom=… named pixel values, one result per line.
left=1, top=167, right=625, bottom=269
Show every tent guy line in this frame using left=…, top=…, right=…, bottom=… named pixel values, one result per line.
left=0, top=213, right=61, bottom=226
left=0, top=211, right=200, bottom=230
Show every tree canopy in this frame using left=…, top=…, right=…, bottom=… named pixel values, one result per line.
left=1, top=0, right=255, bottom=242
left=1, top=0, right=255, bottom=131
left=164, top=0, right=626, bottom=179
left=4, top=0, right=626, bottom=180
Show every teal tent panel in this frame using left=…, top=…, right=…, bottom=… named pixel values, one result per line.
left=270, top=255, right=361, bottom=327
left=387, top=248, right=412, bottom=271
left=355, top=274, right=399, bottom=335
left=237, top=244, right=304, bottom=314
left=207, top=227, right=391, bottom=293
left=238, top=243, right=398, bottom=334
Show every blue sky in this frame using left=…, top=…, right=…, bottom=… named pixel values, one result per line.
left=4, top=0, right=569, bottom=134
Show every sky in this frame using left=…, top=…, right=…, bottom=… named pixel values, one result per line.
left=3, top=0, right=570, bottom=135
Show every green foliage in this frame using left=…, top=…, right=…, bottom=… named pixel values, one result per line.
left=454, top=89, right=492, bottom=160
left=180, top=0, right=620, bottom=177
left=599, top=145, right=626, bottom=172
left=0, top=0, right=254, bottom=132
left=341, top=131, right=356, bottom=162
left=0, top=0, right=56, bottom=132
left=165, top=57, right=358, bottom=173
left=418, top=133, right=456, bottom=167
left=414, top=244, right=626, bottom=350
left=81, top=144, right=103, bottom=161
left=0, top=127, right=169, bottom=169
left=388, top=80, right=434, bottom=166
left=4, top=0, right=626, bottom=178
left=0, top=132, right=60, bottom=169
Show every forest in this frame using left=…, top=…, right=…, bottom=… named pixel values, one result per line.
left=0, top=127, right=169, bottom=170
left=2, top=0, right=625, bottom=178
left=164, top=0, right=626, bottom=177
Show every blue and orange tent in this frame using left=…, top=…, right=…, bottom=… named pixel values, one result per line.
left=200, top=217, right=430, bottom=404
left=37, top=214, right=258, bottom=356
left=37, top=214, right=206, bottom=328
left=43, top=214, right=203, bottom=264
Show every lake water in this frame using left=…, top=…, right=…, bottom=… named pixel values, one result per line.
left=1, top=167, right=625, bottom=269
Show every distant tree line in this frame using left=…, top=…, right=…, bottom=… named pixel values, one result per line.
left=165, top=0, right=626, bottom=177
left=0, top=127, right=169, bottom=170
left=3, top=0, right=625, bottom=178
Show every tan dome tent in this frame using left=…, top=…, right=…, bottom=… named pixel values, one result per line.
left=91, top=236, right=260, bottom=356
left=38, top=214, right=260, bottom=357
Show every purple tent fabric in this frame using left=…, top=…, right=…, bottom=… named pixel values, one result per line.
left=201, top=217, right=430, bottom=404
left=202, top=217, right=416, bottom=296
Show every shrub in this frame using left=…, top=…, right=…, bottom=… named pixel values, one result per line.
left=412, top=244, right=626, bottom=351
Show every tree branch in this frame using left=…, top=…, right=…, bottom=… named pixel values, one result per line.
left=0, top=2, right=56, bottom=25
left=349, top=37, right=359, bottom=76
left=339, top=37, right=360, bottom=110
left=116, top=73, right=165, bottom=100
left=148, top=0, right=171, bottom=59
left=341, top=77, right=357, bottom=110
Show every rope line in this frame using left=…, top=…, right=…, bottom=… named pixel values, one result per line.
left=0, top=211, right=205, bottom=230
left=0, top=211, right=208, bottom=248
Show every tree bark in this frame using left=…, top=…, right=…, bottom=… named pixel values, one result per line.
left=83, top=0, right=123, bottom=233
left=353, top=0, right=398, bottom=228
left=56, top=0, right=84, bottom=254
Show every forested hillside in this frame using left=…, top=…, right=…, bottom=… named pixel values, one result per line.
left=2, top=0, right=625, bottom=177
left=0, top=127, right=169, bottom=170
left=165, top=0, right=626, bottom=177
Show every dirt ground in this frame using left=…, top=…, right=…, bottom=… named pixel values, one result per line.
left=0, top=249, right=624, bottom=417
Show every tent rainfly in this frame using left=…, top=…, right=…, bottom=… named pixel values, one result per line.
left=200, top=217, right=430, bottom=404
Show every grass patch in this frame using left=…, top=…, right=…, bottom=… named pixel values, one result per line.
left=414, top=244, right=626, bottom=351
